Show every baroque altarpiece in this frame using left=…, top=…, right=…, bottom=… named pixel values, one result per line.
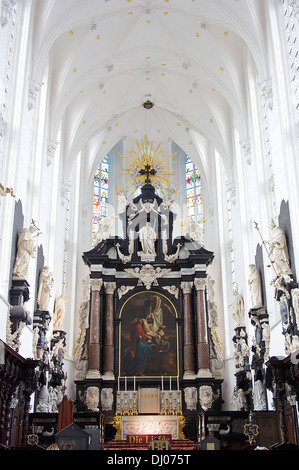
left=74, top=151, right=225, bottom=442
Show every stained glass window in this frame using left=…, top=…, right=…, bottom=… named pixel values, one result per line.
left=92, top=156, right=109, bottom=242
left=185, top=156, right=203, bottom=222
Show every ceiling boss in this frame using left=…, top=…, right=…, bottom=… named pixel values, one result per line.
left=117, top=135, right=177, bottom=196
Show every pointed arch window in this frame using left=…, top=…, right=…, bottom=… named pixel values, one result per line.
left=92, top=156, right=109, bottom=241
left=185, top=156, right=203, bottom=222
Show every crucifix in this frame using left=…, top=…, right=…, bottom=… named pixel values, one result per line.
left=139, top=164, right=156, bottom=184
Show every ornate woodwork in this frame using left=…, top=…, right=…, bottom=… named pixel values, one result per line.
left=0, top=340, right=38, bottom=448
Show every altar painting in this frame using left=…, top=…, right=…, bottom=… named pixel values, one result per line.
left=120, top=291, right=178, bottom=377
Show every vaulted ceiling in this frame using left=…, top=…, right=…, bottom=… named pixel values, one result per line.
left=31, top=0, right=268, bottom=183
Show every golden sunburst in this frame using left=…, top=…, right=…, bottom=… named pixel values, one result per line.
left=117, top=135, right=176, bottom=196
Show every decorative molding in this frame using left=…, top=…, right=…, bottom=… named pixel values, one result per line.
left=125, top=265, right=171, bottom=290
left=47, top=139, right=59, bottom=166
left=61, top=182, right=71, bottom=206
left=290, top=0, right=299, bottom=22
left=194, top=278, right=206, bottom=291
left=116, top=243, right=132, bottom=264
left=1, top=0, right=18, bottom=27
left=117, top=285, right=134, bottom=299
left=227, top=182, right=236, bottom=205
left=90, top=278, right=103, bottom=292
left=104, top=281, right=116, bottom=295
left=0, top=111, right=7, bottom=139
left=180, top=281, right=193, bottom=294
left=28, top=79, right=43, bottom=111
left=259, top=78, right=273, bottom=111
left=162, top=285, right=179, bottom=299
left=163, top=243, right=181, bottom=263
left=240, top=138, right=251, bottom=165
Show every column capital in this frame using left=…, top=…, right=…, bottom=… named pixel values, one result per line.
left=104, top=281, right=116, bottom=295
left=90, top=278, right=103, bottom=291
left=194, top=278, right=206, bottom=291
left=181, top=281, right=193, bottom=294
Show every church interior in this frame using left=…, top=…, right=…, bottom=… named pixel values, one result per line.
left=1, top=0, right=299, bottom=452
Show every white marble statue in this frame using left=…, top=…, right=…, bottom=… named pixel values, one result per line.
left=138, top=222, right=156, bottom=255
left=12, top=221, right=39, bottom=278
left=36, top=385, right=51, bottom=412
left=248, top=264, right=263, bottom=309
left=37, top=266, right=54, bottom=311
left=253, top=380, right=267, bottom=411
left=262, top=322, right=270, bottom=360
left=231, top=386, right=247, bottom=411
left=53, top=293, right=69, bottom=330
left=229, top=289, right=245, bottom=327
left=117, top=189, right=132, bottom=213
left=265, top=218, right=292, bottom=276
left=291, top=288, right=299, bottom=327
left=161, top=188, right=179, bottom=213
left=186, top=219, right=203, bottom=245
left=94, top=217, right=113, bottom=246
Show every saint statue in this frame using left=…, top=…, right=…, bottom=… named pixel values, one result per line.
left=94, top=217, right=113, bottom=246
left=186, top=219, right=203, bottom=245
left=12, top=221, right=38, bottom=278
left=248, top=264, right=263, bottom=309
left=53, top=293, right=69, bottom=329
left=265, top=218, right=292, bottom=276
left=229, top=289, right=245, bottom=327
left=138, top=222, right=156, bottom=255
left=37, top=266, right=54, bottom=311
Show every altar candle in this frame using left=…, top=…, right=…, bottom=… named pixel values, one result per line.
left=118, top=377, right=120, bottom=391
left=134, top=376, right=136, bottom=392
left=170, top=376, right=171, bottom=391
left=125, top=376, right=127, bottom=392
left=177, top=376, right=179, bottom=391
left=161, top=376, right=164, bottom=391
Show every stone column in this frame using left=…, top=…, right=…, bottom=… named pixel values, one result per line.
left=102, top=282, right=116, bottom=379
left=181, top=281, right=195, bottom=377
left=87, top=278, right=103, bottom=379
left=194, top=278, right=211, bottom=376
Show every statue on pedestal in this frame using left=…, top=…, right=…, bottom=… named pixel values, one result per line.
left=248, top=264, right=263, bottom=309
left=265, top=219, right=292, bottom=276
left=230, top=289, right=245, bottom=327
left=138, top=222, right=156, bottom=257
left=37, top=266, right=54, bottom=311
left=12, top=220, right=39, bottom=278
left=53, top=293, right=68, bottom=330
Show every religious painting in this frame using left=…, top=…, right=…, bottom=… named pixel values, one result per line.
left=119, top=291, right=178, bottom=377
